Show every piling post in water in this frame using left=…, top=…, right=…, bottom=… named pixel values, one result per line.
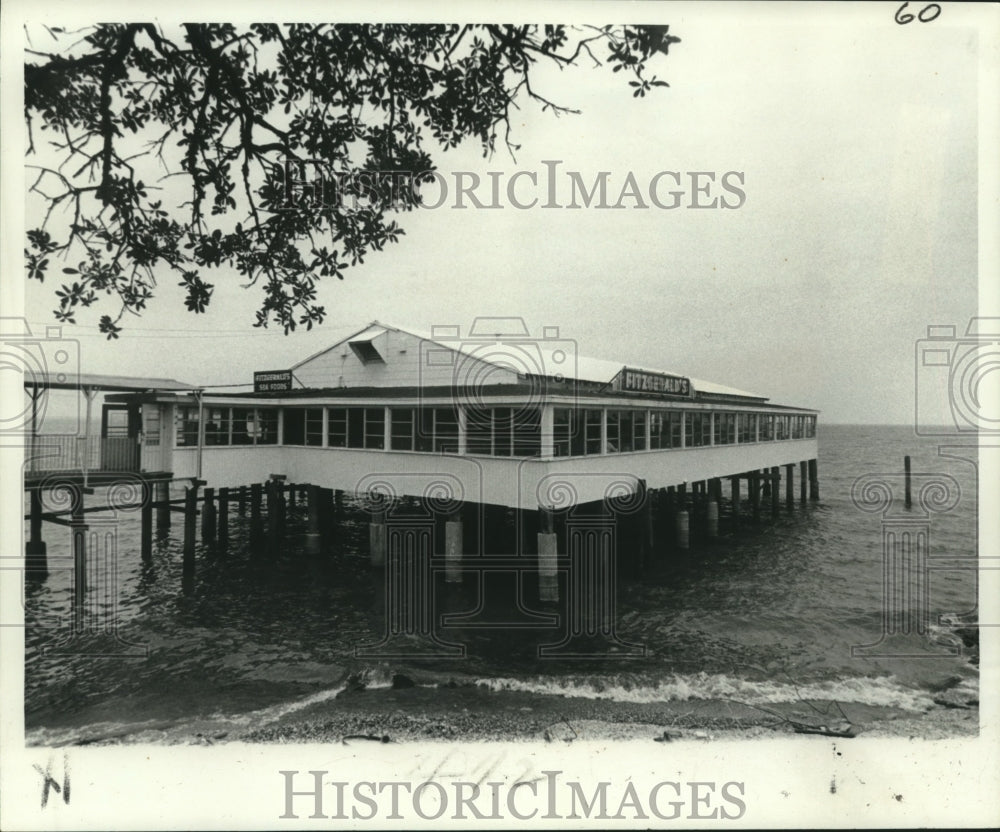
left=642, top=483, right=655, bottom=570
left=182, top=486, right=197, bottom=574
left=445, top=508, right=464, bottom=583
left=809, top=458, right=820, bottom=501
left=706, top=500, right=719, bottom=538
left=140, top=480, right=153, bottom=562
left=537, top=505, right=559, bottom=602
left=770, top=467, right=780, bottom=520
left=675, top=509, right=690, bottom=550
left=800, top=460, right=808, bottom=504
left=287, top=482, right=296, bottom=510
left=238, top=485, right=247, bottom=516
left=750, top=472, right=761, bottom=524
left=218, top=487, right=229, bottom=545
left=785, top=464, right=795, bottom=509
left=904, top=455, right=912, bottom=509
left=155, top=480, right=171, bottom=535
left=320, top=488, right=335, bottom=552
left=249, top=483, right=264, bottom=552
left=71, top=485, right=87, bottom=631
left=201, top=487, right=217, bottom=543
left=369, top=509, right=387, bottom=567
left=305, top=485, right=322, bottom=554
left=730, top=476, right=741, bottom=527
left=26, top=489, right=48, bottom=578
left=266, top=481, right=282, bottom=553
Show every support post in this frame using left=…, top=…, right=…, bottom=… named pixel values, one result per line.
left=785, top=464, right=795, bottom=508
left=537, top=506, right=559, bottom=602
left=751, top=471, right=761, bottom=524
left=71, top=486, right=87, bottom=631
left=809, top=458, right=819, bottom=501
left=445, top=509, right=463, bottom=583
left=182, top=486, right=197, bottom=573
left=305, top=485, right=322, bottom=554
left=800, top=460, right=808, bottom=504
left=155, top=480, right=171, bottom=535
left=26, top=489, right=48, bottom=578
left=321, top=488, right=336, bottom=552
left=238, top=485, right=247, bottom=516
left=267, top=481, right=281, bottom=553
left=706, top=500, right=719, bottom=538
left=249, top=483, right=264, bottom=552
left=904, top=455, right=912, bottom=509
left=675, top=509, right=690, bottom=549
left=287, top=482, right=296, bottom=509
left=201, top=486, right=217, bottom=543
left=369, top=509, right=387, bottom=567
left=770, top=466, right=780, bottom=520
left=730, top=476, right=741, bottom=527
left=141, top=481, right=153, bottom=562
left=218, top=487, right=229, bottom=545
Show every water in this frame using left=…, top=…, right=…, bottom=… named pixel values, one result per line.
left=22, top=425, right=980, bottom=743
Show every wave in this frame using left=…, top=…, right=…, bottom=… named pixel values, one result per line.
left=473, top=671, right=940, bottom=712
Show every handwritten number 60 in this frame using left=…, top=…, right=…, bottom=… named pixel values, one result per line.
left=895, top=2, right=942, bottom=24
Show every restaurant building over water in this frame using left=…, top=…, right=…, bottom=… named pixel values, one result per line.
left=107, top=318, right=819, bottom=515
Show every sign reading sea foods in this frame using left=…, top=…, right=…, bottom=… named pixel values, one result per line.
left=254, top=370, right=293, bottom=393
left=615, top=367, right=691, bottom=397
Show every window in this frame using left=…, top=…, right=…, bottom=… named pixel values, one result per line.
left=775, top=415, right=790, bottom=440
left=806, top=415, right=817, bottom=438
left=232, top=408, right=254, bottom=445
left=176, top=406, right=199, bottom=447
left=391, top=407, right=415, bottom=451
left=466, top=407, right=492, bottom=455
left=284, top=407, right=324, bottom=446
left=513, top=408, right=541, bottom=457
left=633, top=411, right=647, bottom=451
left=363, top=408, right=385, bottom=449
left=606, top=410, right=646, bottom=453
left=463, top=406, right=540, bottom=456
left=433, top=407, right=459, bottom=453
left=759, top=414, right=774, bottom=441
left=143, top=407, right=160, bottom=446
left=738, top=413, right=757, bottom=444
left=255, top=409, right=279, bottom=445
left=714, top=412, right=736, bottom=445
left=204, top=407, right=230, bottom=446
left=606, top=410, right=620, bottom=453
left=328, top=408, right=347, bottom=447
left=684, top=412, right=711, bottom=447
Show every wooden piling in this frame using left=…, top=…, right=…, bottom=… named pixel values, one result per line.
left=218, top=487, right=229, bottom=545
left=238, top=485, right=247, bottom=516
left=369, top=509, right=387, bottom=567
left=770, top=467, right=780, bottom=519
left=287, top=482, right=296, bottom=509
left=750, top=472, right=761, bottom=524
left=537, top=506, right=559, bottom=601
left=141, top=481, right=153, bottom=562
left=201, top=487, right=217, bottom=543
left=445, top=508, right=463, bottom=583
left=641, top=482, right=655, bottom=571
left=730, top=477, right=741, bottom=527
left=785, top=464, right=795, bottom=508
left=71, top=486, right=87, bottom=631
left=800, top=460, right=808, bottom=504
left=904, top=455, right=912, bottom=509
left=249, top=483, right=264, bottom=552
left=266, top=482, right=282, bottom=553
left=320, top=488, right=335, bottom=552
left=182, top=486, right=197, bottom=573
left=155, top=480, right=171, bottom=534
left=306, top=485, right=322, bottom=554
left=809, top=458, right=819, bottom=501
left=675, top=509, right=690, bottom=549
left=26, top=490, right=48, bottom=578
left=706, top=500, right=719, bottom=538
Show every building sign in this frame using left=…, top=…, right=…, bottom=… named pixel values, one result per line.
left=615, top=367, right=691, bottom=397
left=254, top=370, right=293, bottom=392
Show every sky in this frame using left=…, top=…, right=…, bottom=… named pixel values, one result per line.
left=9, top=4, right=989, bottom=424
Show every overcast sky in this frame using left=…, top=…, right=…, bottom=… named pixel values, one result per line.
left=13, top=4, right=986, bottom=424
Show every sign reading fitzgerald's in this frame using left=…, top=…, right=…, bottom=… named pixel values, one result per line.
left=615, top=367, right=691, bottom=397
left=254, top=370, right=293, bottom=393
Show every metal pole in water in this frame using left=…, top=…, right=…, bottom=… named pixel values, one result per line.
left=904, top=455, right=912, bottom=509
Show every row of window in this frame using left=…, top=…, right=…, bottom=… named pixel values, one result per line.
left=176, top=405, right=817, bottom=455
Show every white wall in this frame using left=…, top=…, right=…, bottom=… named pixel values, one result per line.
left=179, top=438, right=819, bottom=509
left=292, top=329, right=520, bottom=390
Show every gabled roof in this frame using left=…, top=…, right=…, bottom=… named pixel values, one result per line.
left=309, top=320, right=767, bottom=401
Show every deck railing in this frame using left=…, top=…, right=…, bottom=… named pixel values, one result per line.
left=25, top=435, right=139, bottom=474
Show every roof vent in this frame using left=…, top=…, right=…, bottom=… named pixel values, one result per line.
left=349, top=338, right=385, bottom=364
